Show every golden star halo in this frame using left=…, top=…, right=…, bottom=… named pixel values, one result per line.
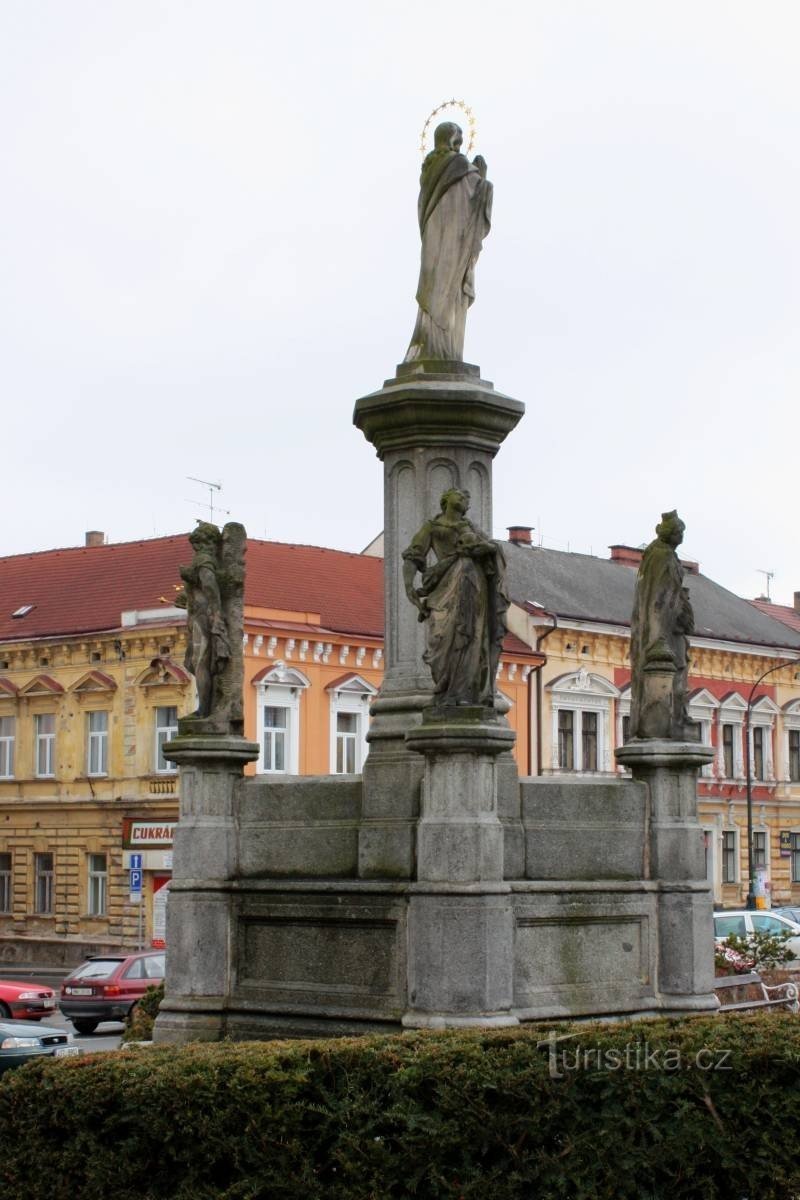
left=419, top=100, right=477, bottom=157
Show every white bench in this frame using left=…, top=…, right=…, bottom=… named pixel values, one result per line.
left=714, top=972, right=799, bottom=1013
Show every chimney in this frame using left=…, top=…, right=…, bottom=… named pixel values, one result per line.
left=507, top=526, right=533, bottom=547
left=609, top=545, right=644, bottom=569
left=680, top=559, right=700, bottom=576
left=85, top=531, right=105, bottom=548
left=794, top=592, right=800, bottom=615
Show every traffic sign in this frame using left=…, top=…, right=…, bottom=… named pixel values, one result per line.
left=129, top=868, right=142, bottom=892
left=130, top=853, right=143, bottom=870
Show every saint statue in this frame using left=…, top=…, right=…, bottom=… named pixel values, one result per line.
left=629, top=511, right=695, bottom=740
left=176, top=521, right=246, bottom=735
left=404, top=122, right=493, bottom=363
left=402, top=488, right=508, bottom=708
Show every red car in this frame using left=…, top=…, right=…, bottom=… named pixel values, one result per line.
left=0, top=980, right=57, bottom=1021
left=58, top=951, right=165, bottom=1035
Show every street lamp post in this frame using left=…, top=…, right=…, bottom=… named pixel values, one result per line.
left=744, top=660, right=796, bottom=910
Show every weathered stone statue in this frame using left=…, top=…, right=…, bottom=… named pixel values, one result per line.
left=629, top=510, right=694, bottom=740
left=404, top=122, right=493, bottom=363
left=402, top=488, right=508, bottom=708
left=175, top=521, right=246, bottom=735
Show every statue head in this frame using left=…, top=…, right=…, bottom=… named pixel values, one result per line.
left=655, top=510, right=685, bottom=549
left=440, top=487, right=470, bottom=516
left=433, top=121, right=463, bottom=153
left=189, top=521, right=221, bottom=551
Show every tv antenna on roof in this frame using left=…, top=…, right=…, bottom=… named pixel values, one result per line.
left=757, top=569, right=774, bottom=600
left=186, top=476, right=230, bottom=524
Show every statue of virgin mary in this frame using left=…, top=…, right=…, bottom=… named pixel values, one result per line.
left=404, top=122, right=493, bottom=363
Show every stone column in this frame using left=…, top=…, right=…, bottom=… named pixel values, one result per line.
left=616, top=739, right=718, bottom=1013
left=353, top=361, right=524, bottom=878
left=153, top=733, right=259, bottom=1043
left=401, top=709, right=519, bottom=1028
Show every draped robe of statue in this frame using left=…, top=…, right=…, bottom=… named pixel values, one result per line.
left=629, top=513, right=694, bottom=740
left=404, top=144, right=493, bottom=362
left=403, top=498, right=509, bottom=708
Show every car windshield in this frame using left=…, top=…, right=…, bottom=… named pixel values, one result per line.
left=69, top=959, right=124, bottom=980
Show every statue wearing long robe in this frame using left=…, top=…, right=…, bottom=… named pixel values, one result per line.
left=404, top=122, right=493, bottom=363
left=402, top=488, right=508, bottom=708
left=629, top=511, right=694, bottom=740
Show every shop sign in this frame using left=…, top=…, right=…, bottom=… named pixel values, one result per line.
left=780, top=831, right=793, bottom=858
left=123, top=819, right=177, bottom=848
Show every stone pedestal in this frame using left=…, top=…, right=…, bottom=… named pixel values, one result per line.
left=402, top=710, right=518, bottom=1028
left=615, top=738, right=718, bottom=1012
left=353, top=362, right=524, bottom=878
left=153, top=733, right=259, bottom=1044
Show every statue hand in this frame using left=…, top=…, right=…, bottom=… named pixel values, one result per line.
left=473, top=154, right=488, bottom=179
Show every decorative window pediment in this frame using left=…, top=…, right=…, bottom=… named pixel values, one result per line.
left=135, top=658, right=190, bottom=687
left=687, top=688, right=719, bottom=711
left=751, top=695, right=779, bottom=720
left=547, top=669, right=620, bottom=699
left=71, top=670, right=117, bottom=694
left=0, top=678, right=18, bottom=698
left=325, top=672, right=377, bottom=697
left=19, top=674, right=64, bottom=697
left=252, top=661, right=309, bottom=689
left=719, top=692, right=747, bottom=712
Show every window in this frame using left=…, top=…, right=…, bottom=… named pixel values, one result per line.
left=557, top=710, right=574, bottom=770
left=86, top=711, right=108, bottom=776
left=715, top=914, right=746, bottom=939
left=581, top=711, right=598, bottom=771
left=254, top=663, right=309, bottom=775
left=87, top=853, right=107, bottom=916
left=753, top=830, right=768, bottom=870
left=262, top=706, right=287, bottom=772
left=751, top=914, right=787, bottom=935
left=722, top=831, right=738, bottom=883
left=35, top=714, right=56, bottom=777
left=789, top=730, right=800, bottom=783
left=336, top=712, right=358, bottom=774
left=621, top=714, right=631, bottom=745
left=0, top=852, right=10, bottom=913
left=154, top=706, right=179, bottom=773
left=722, top=724, right=735, bottom=779
left=791, top=834, right=800, bottom=885
left=0, top=716, right=14, bottom=778
left=752, top=727, right=765, bottom=781
left=34, top=853, right=54, bottom=914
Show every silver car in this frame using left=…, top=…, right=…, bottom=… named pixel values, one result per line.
left=713, top=910, right=800, bottom=959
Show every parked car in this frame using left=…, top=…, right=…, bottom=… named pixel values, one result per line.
left=0, top=980, right=57, bottom=1021
left=59, top=951, right=166, bottom=1035
left=713, top=910, right=800, bottom=959
left=773, top=906, right=800, bottom=927
left=0, top=1018, right=79, bottom=1075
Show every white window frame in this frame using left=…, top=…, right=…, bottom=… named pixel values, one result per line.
left=34, top=852, right=54, bottom=914
left=749, top=696, right=778, bottom=784
left=548, top=670, right=619, bottom=774
left=154, top=705, right=179, bottom=774
left=35, top=713, right=56, bottom=778
left=254, top=662, right=309, bottom=775
left=721, top=828, right=739, bottom=884
left=327, top=675, right=376, bottom=775
left=782, top=700, right=800, bottom=784
left=718, top=695, right=746, bottom=781
left=87, top=853, right=107, bottom=916
left=0, top=716, right=14, bottom=779
left=86, top=710, right=109, bottom=777
left=688, top=689, right=719, bottom=778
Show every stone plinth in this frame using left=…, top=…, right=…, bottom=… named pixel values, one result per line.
left=402, top=709, right=518, bottom=1028
left=153, top=733, right=259, bottom=1044
left=353, top=363, right=524, bottom=879
left=615, top=738, right=717, bottom=1011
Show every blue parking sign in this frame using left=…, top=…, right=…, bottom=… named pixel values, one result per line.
left=129, top=868, right=143, bottom=893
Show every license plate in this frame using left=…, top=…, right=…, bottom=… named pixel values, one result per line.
left=66, top=987, right=93, bottom=996
left=54, top=1046, right=81, bottom=1057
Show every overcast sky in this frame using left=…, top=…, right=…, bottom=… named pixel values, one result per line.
left=2, top=1, right=798, bottom=603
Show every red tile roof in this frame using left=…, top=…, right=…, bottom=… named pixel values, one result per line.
left=0, top=534, right=541, bottom=659
left=749, top=598, right=800, bottom=634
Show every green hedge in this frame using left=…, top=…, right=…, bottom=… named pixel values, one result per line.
left=2, top=1013, right=800, bottom=1199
